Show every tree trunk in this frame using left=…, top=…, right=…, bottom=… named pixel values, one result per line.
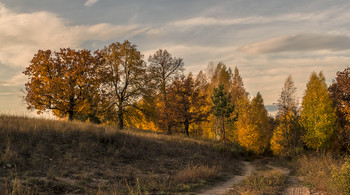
left=160, top=81, right=172, bottom=134
left=222, top=116, right=226, bottom=151
left=68, top=111, right=74, bottom=121
left=118, top=105, right=124, bottom=130
left=184, top=118, right=189, bottom=137
left=167, top=125, right=172, bottom=135
left=68, top=96, right=75, bottom=121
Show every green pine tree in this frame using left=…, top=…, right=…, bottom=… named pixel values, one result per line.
left=211, top=83, right=235, bottom=146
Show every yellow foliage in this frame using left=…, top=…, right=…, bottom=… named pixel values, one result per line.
left=137, top=120, right=160, bottom=132
left=201, top=114, right=216, bottom=139
left=270, top=125, right=285, bottom=155
left=270, top=111, right=299, bottom=156
left=236, top=94, right=271, bottom=154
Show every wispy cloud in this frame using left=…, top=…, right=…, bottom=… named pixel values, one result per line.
left=84, top=0, right=99, bottom=7
left=171, top=6, right=350, bottom=28
left=172, top=13, right=330, bottom=27
left=238, top=34, right=350, bottom=54
left=0, top=73, right=27, bottom=87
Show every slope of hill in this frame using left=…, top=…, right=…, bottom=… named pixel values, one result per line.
left=0, top=115, right=241, bottom=194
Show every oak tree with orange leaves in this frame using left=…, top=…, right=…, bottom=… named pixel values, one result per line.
left=24, top=48, right=99, bottom=121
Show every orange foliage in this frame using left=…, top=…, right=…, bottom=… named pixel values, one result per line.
left=24, top=48, right=99, bottom=121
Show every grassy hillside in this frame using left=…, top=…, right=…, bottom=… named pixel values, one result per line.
left=0, top=115, right=241, bottom=194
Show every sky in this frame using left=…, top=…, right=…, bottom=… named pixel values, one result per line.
left=1, top=0, right=350, bottom=117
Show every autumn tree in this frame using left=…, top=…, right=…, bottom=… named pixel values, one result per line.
left=231, top=67, right=248, bottom=105
left=300, top=71, right=337, bottom=150
left=208, top=62, right=232, bottom=91
left=148, top=49, right=184, bottom=134
left=211, top=83, right=235, bottom=147
left=270, top=76, right=301, bottom=156
left=205, top=62, right=233, bottom=139
left=237, top=93, right=271, bottom=154
left=229, top=67, right=249, bottom=143
left=98, top=41, right=148, bottom=130
left=192, top=70, right=212, bottom=136
left=329, top=67, right=350, bottom=151
left=24, top=48, right=99, bottom=121
left=167, top=73, right=210, bottom=136
left=196, top=70, right=210, bottom=93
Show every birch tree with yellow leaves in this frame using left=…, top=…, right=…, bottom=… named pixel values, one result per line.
left=300, top=71, right=337, bottom=150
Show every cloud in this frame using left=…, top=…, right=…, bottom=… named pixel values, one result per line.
left=0, top=73, right=27, bottom=87
left=0, top=4, right=148, bottom=67
left=171, top=10, right=339, bottom=27
left=238, top=34, right=350, bottom=54
left=142, top=44, right=238, bottom=72
left=226, top=53, right=350, bottom=105
left=84, top=0, right=99, bottom=7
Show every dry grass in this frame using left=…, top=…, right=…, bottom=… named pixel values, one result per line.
left=175, top=164, right=220, bottom=183
left=295, top=153, right=349, bottom=194
left=0, top=114, right=241, bottom=194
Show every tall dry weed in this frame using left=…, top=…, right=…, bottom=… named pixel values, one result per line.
left=295, top=153, right=348, bottom=194
left=174, top=164, right=220, bottom=183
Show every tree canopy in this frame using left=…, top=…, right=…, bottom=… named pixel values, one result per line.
left=211, top=83, right=235, bottom=146
left=97, top=41, right=148, bottom=129
left=148, top=49, right=184, bottom=134
left=167, top=73, right=210, bottom=136
left=270, top=76, right=301, bottom=156
left=237, top=93, right=272, bottom=154
left=329, top=67, right=350, bottom=151
left=300, top=71, right=337, bottom=150
left=24, top=48, right=99, bottom=121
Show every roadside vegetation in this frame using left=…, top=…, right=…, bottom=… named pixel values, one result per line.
left=226, top=159, right=286, bottom=195
left=227, top=169, right=286, bottom=194
left=294, top=153, right=350, bottom=194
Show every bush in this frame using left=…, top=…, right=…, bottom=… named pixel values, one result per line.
left=295, top=153, right=349, bottom=194
left=332, top=157, right=350, bottom=194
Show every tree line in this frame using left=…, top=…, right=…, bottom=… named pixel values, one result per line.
left=24, top=40, right=350, bottom=155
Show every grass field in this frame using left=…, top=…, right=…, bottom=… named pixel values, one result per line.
left=0, top=115, right=241, bottom=194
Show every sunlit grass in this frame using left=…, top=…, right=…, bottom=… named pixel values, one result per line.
left=0, top=114, right=240, bottom=194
